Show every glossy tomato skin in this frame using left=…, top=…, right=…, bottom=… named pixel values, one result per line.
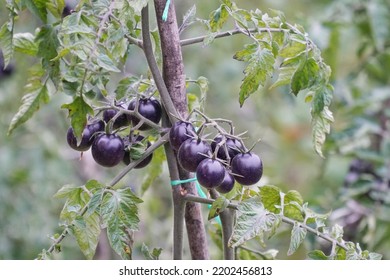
left=231, top=152, right=263, bottom=185
left=67, top=120, right=104, bottom=152
left=211, top=135, right=244, bottom=162
left=216, top=170, right=235, bottom=194
left=103, top=106, right=130, bottom=129
left=169, top=121, right=196, bottom=151
left=177, top=138, right=211, bottom=172
left=128, top=97, right=162, bottom=130
left=196, top=159, right=225, bottom=189
left=123, top=135, right=153, bottom=169
left=91, top=134, right=125, bottom=167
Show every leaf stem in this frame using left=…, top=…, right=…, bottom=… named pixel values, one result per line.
left=180, top=27, right=287, bottom=46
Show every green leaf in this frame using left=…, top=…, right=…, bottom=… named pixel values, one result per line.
left=287, top=222, right=307, bottom=255
left=233, top=43, right=258, bottom=62
left=35, top=25, right=60, bottom=84
left=141, top=243, right=162, bottom=260
left=96, top=53, right=120, bottom=72
left=141, top=146, right=166, bottom=196
left=229, top=197, right=281, bottom=248
left=115, top=77, right=136, bottom=100
left=259, top=185, right=281, bottom=214
left=58, top=186, right=88, bottom=224
left=368, top=252, right=383, bottom=260
left=84, top=180, right=105, bottom=216
left=46, top=0, right=65, bottom=19
left=13, top=33, right=38, bottom=55
left=284, top=190, right=304, bottom=221
left=208, top=196, right=230, bottom=220
left=100, top=188, right=143, bottom=259
left=69, top=213, right=101, bottom=260
left=307, top=250, right=328, bottom=260
left=8, top=66, right=50, bottom=135
left=209, top=5, right=229, bottom=32
left=25, top=0, right=48, bottom=23
left=238, top=248, right=278, bottom=260
left=239, top=47, right=275, bottom=106
left=269, top=66, right=296, bottom=90
left=54, top=184, right=80, bottom=199
left=312, top=106, right=334, bottom=157
left=291, top=57, right=320, bottom=96
left=86, top=189, right=104, bottom=217
left=279, top=40, right=306, bottom=58
left=61, top=96, right=94, bottom=140
left=334, top=246, right=346, bottom=260
left=0, top=21, right=13, bottom=68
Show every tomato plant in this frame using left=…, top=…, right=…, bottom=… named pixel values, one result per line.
left=1, top=0, right=387, bottom=260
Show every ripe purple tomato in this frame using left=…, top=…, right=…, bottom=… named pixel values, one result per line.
left=216, top=170, right=235, bottom=194
left=196, top=159, right=225, bottom=189
left=177, top=138, right=211, bottom=172
left=211, top=135, right=244, bottom=162
left=231, top=152, right=263, bottom=185
left=169, top=120, right=196, bottom=151
left=128, top=97, right=162, bottom=130
left=91, top=134, right=125, bottom=167
left=66, top=120, right=104, bottom=152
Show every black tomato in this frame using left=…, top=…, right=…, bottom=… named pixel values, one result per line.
left=216, top=170, right=235, bottom=194
left=66, top=120, right=104, bottom=152
left=211, top=135, right=244, bottom=162
left=231, top=152, right=263, bottom=185
left=91, top=134, right=125, bottom=167
left=196, top=159, right=225, bottom=189
left=177, top=138, right=211, bottom=172
left=169, top=120, right=196, bottom=151
left=103, top=106, right=130, bottom=129
left=128, top=97, right=162, bottom=130
left=123, top=135, right=153, bottom=169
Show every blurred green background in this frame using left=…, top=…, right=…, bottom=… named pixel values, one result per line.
left=1, top=0, right=389, bottom=259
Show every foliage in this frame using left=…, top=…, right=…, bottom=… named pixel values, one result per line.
left=0, top=0, right=386, bottom=260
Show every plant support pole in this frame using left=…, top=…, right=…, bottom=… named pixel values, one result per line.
left=153, top=0, right=209, bottom=259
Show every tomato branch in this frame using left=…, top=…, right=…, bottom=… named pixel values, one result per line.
left=183, top=194, right=349, bottom=251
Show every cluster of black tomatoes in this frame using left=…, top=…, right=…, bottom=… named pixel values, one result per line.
left=66, top=97, right=162, bottom=168
left=66, top=96, right=264, bottom=194
left=169, top=121, right=263, bottom=194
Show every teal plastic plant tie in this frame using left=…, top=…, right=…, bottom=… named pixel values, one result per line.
left=170, top=177, right=222, bottom=224
left=162, top=0, right=171, bottom=21
left=171, top=177, right=198, bottom=186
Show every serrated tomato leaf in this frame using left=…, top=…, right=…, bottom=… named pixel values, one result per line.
left=61, top=96, right=94, bottom=140
left=239, top=48, right=275, bottom=106
left=229, top=197, right=281, bottom=248
left=8, top=66, right=49, bottom=135
left=100, top=188, right=142, bottom=259
left=69, top=213, right=101, bottom=260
